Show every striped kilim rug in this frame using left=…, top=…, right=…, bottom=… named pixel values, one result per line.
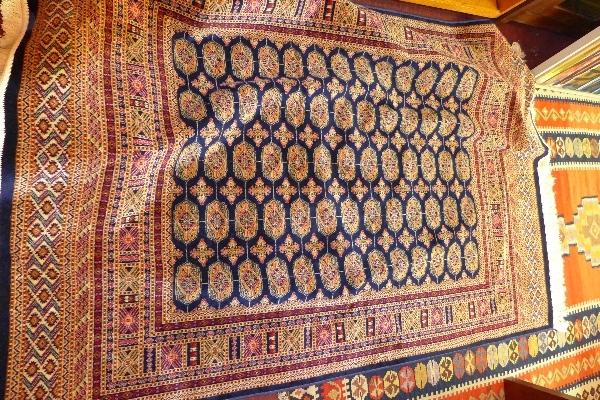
left=0, top=0, right=565, bottom=398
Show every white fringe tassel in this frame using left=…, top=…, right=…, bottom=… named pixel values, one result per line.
left=530, top=107, right=568, bottom=331
left=0, top=0, right=30, bottom=193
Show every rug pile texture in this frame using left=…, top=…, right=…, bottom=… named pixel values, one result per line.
left=0, top=0, right=563, bottom=398
left=267, top=86, right=600, bottom=400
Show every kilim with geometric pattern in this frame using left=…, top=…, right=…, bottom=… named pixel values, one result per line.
left=265, top=310, right=600, bottom=400
left=0, top=0, right=559, bottom=398
left=536, top=86, right=600, bottom=313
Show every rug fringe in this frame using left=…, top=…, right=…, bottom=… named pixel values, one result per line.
left=530, top=103, right=568, bottom=331
left=0, top=0, right=30, bottom=193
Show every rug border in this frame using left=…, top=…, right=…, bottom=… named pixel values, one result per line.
left=0, top=0, right=35, bottom=398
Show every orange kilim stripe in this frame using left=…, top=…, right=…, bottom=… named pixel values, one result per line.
left=535, top=99, right=600, bottom=131
left=438, top=380, right=505, bottom=399
left=519, top=343, right=600, bottom=390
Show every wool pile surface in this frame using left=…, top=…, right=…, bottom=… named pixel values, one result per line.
left=0, top=0, right=561, bottom=398
left=264, top=87, right=600, bottom=400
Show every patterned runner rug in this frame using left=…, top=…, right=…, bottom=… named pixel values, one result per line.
left=0, top=0, right=565, bottom=398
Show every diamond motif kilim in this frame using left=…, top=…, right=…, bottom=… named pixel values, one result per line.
left=0, top=0, right=564, bottom=398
